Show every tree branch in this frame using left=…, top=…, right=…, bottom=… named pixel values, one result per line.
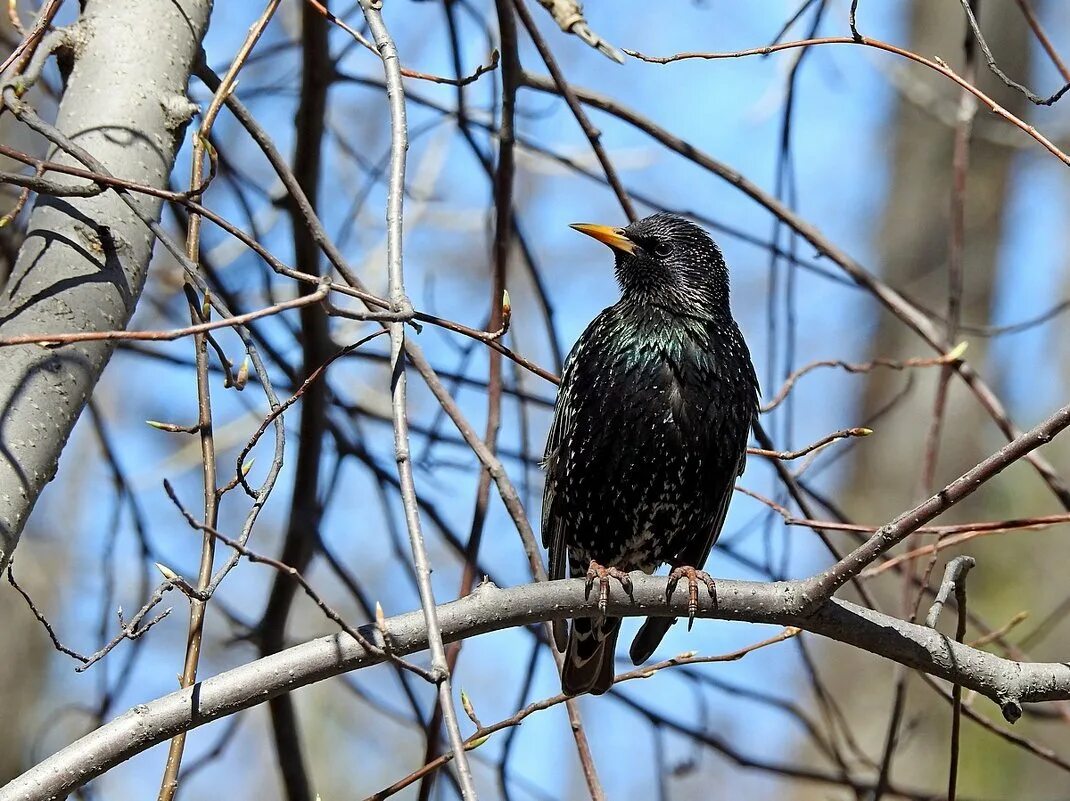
left=360, top=1, right=478, bottom=797
left=801, top=400, right=1070, bottom=603
left=0, top=0, right=212, bottom=571
left=5, top=573, right=1070, bottom=801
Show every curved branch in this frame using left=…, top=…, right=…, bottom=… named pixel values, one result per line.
left=5, top=574, right=1069, bottom=801
left=624, top=37, right=1069, bottom=163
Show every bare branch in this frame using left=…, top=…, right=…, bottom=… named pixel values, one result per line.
left=6, top=573, right=1070, bottom=801
left=533, top=0, right=624, bottom=63
left=803, top=401, right=1070, bottom=603
left=359, top=1, right=477, bottom=796
left=955, top=0, right=1069, bottom=105
left=624, top=37, right=1069, bottom=163
left=748, top=427, right=872, bottom=461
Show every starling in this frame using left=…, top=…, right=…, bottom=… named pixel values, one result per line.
left=542, top=212, right=758, bottom=696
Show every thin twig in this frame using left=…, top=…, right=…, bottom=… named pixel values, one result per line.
left=874, top=14, right=983, bottom=794
left=157, top=6, right=283, bottom=798
left=624, top=37, right=1069, bottom=164
left=9, top=561, right=175, bottom=672
left=913, top=0, right=981, bottom=620
left=761, top=345, right=966, bottom=412
left=359, top=2, right=477, bottom=796
left=7, top=565, right=90, bottom=663
left=367, top=628, right=798, bottom=801
left=747, top=427, right=871, bottom=460
left=0, top=288, right=329, bottom=346
left=955, top=0, right=1069, bottom=105
left=420, top=2, right=518, bottom=797
left=0, top=0, right=61, bottom=77
left=306, top=0, right=500, bottom=85
left=740, top=486, right=1070, bottom=545
left=926, top=557, right=974, bottom=801
left=1012, top=0, right=1070, bottom=83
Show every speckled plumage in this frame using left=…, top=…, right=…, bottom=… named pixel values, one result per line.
left=542, top=213, right=758, bottom=696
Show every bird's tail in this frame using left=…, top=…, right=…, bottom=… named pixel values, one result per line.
left=561, top=616, right=621, bottom=696
left=629, top=617, right=676, bottom=666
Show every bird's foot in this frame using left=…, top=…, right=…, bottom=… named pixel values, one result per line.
left=584, top=560, right=634, bottom=617
left=667, top=566, right=716, bottom=631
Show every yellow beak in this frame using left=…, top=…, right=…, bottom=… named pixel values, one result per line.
left=569, top=223, right=636, bottom=255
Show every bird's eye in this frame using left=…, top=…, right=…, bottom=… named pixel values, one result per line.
left=652, top=241, right=674, bottom=258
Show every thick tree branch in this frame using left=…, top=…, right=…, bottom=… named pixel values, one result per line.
left=0, top=0, right=212, bottom=569
left=5, top=573, right=1070, bottom=801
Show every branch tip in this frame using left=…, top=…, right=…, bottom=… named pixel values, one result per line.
left=947, top=340, right=969, bottom=360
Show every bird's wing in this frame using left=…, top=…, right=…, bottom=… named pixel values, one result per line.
left=541, top=309, right=612, bottom=574
left=672, top=449, right=743, bottom=571
left=630, top=437, right=744, bottom=667
left=541, top=334, right=583, bottom=573
left=664, top=322, right=757, bottom=570
left=542, top=325, right=599, bottom=654
left=541, top=383, right=567, bottom=564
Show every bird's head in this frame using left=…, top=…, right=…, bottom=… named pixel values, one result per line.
left=570, top=212, right=730, bottom=317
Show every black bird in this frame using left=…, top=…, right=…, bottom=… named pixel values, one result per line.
left=542, top=212, right=759, bottom=696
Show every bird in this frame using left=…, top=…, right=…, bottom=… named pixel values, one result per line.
left=541, top=212, right=759, bottom=696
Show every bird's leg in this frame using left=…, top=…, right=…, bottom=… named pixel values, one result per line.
left=666, top=566, right=716, bottom=630
left=584, top=560, right=634, bottom=617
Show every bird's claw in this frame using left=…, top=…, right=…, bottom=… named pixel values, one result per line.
left=584, top=560, right=634, bottom=617
left=667, top=566, right=716, bottom=631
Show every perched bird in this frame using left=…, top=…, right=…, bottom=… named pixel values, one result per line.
left=542, top=212, right=759, bottom=696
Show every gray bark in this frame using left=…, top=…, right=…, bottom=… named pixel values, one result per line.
left=3, top=574, right=1069, bottom=801
left=0, top=0, right=212, bottom=568
left=0, top=12, right=54, bottom=787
